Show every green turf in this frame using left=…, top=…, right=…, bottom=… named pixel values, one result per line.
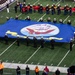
left=0, top=0, right=75, bottom=75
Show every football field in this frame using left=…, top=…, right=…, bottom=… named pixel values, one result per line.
left=0, top=0, right=75, bottom=75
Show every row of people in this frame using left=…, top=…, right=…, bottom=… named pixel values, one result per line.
left=14, top=2, right=75, bottom=15
left=16, top=65, right=60, bottom=75
left=6, top=16, right=72, bottom=25
left=4, top=33, right=75, bottom=51
left=4, top=34, right=55, bottom=49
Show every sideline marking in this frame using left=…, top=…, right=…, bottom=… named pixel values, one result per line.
left=0, top=40, right=16, bottom=56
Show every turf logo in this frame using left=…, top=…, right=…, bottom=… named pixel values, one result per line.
left=21, top=24, right=59, bottom=36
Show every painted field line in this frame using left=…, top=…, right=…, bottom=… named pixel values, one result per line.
left=57, top=44, right=74, bottom=66
left=18, top=0, right=39, bottom=17
left=37, top=14, right=46, bottom=21
left=0, top=40, right=16, bottom=56
left=63, top=16, right=70, bottom=23
left=24, top=46, right=41, bottom=64
left=56, top=0, right=61, bottom=5
left=57, top=50, right=70, bottom=66
left=4, top=72, right=12, bottom=75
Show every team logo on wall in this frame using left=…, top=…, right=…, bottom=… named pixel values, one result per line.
left=0, top=0, right=7, bottom=4
left=21, top=24, right=59, bottom=36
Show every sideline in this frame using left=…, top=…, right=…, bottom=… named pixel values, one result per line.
left=3, top=62, right=68, bottom=73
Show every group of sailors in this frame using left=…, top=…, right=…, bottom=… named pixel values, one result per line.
left=14, top=1, right=74, bottom=16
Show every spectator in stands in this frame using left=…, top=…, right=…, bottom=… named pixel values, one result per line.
left=55, top=69, right=60, bottom=75
left=4, top=34, right=8, bottom=45
left=43, top=66, right=49, bottom=75
left=35, top=66, right=39, bottom=75
left=53, top=18, right=57, bottom=23
left=67, top=20, right=71, bottom=25
left=6, top=4, right=9, bottom=13
left=26, top=65, right=30, bottom=75
left=47, top=17, right=51, bottom=22
left=0, top=61, right=4, bottom=75
left=16, top=66, right=21, bottom=75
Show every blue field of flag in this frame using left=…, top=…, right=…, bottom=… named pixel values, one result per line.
left=0, top=19, right=75, bottom=43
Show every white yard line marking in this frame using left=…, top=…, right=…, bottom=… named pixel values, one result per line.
left=57, top=50, right=70, bottom=66
left=57, top=44, right=74, bottom=66
left=0, top=40, right=16, bottom=56
left=24, top=46, right=41, bottom=64
left=63, top=16, right=70, bottom=23
left=37, top=14, right=46, bottom=21
left=56, top=1, right=61, bottom=5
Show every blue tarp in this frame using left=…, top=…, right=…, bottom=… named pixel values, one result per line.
left=0, top=19, right=75, bottom=43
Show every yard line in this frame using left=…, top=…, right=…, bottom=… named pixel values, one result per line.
left=4, top=72, right=12, bottom=75
left=63, top=16, right=70, bottom=23
left=37, top=14, right=46, bottom=22
left=57, top=50, right=70, bottom=66
left=0, top=40, right=16, bottom=56
left=24, top=46, right=41, bottom=64
left=57, top=44, right=74, bottom=66
left=56, top=0, right=61, bottom=5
